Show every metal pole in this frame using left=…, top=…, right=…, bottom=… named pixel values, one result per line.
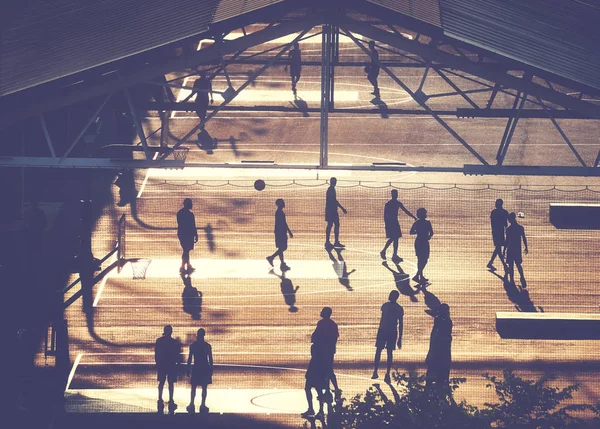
left=320, top=25, right=332, bottom=168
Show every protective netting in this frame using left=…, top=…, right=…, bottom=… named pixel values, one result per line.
left=67, top=180, right=600, bottom=413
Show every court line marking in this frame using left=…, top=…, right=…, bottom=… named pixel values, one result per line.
left=93, top=252, right=117, bottom=307
left=65, top=353, right=83, bottom=391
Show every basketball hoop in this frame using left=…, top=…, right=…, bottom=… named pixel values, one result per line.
left=129, top=258, right=152, bottom=280
left=172, top=147, right=189, bottom=162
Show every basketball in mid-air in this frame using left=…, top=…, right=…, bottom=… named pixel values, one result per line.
left=254, top=179, right=266, bottom=191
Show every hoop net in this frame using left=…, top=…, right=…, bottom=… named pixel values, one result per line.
left=129, top=258, right=152, bottom=280
left=172, top=147, right=189, bottom=162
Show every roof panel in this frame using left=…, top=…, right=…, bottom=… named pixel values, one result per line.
left=212, top=0, right=287, bottom=24
left=366, top=0, right=441, bottom=27
left=439, top=0, right=600, bottom=90
left=0, top=0, right=219, bottom=97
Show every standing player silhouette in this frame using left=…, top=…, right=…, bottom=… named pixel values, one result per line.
left=266, top=199, right=293, bottom=271
left=487, top=198, right=509, bottom=272
left=193, top=71, right=213, bottom=127
left=372, top=290, right=404, bottom=383
left=287, top=42, right=302, bottom=95
left=504, top=212, right=529, bottom=287
left=410, top=208, right=433, bottom=284
left=186, top=328, right=213, bottom=414
left=367, top=41, right=380, bottom=98
left=177, top=198, right=198, bottom=273
left=155, top=325, right=181, bottom=414
left=325, top=177, right=347, bottom=249
left=380, top=189, right=416, bottom=263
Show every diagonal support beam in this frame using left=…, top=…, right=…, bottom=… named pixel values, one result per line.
left=124, top=88, right=151, bottom=160
left=595, top=150, right=600, bottom=168
left=343, top=29, right=489, bottom=165
left=536, top=96, right=587, bottom=167
left=486, top=84, right=500, bottom=109
left=39, top=115, right=57, bottom=157
left=496, top=92, right=527, bottom=165
left=434, top=67, right=479, bottom=109
left=163, top=28, right=312, bottom=159
left=337, top=16, right=600, bottom=119
left=60, top=92, right=113, bottom=161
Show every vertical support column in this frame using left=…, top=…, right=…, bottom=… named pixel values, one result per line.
left=329, top=26, right=339, bottom=109
left=320, top=25, right=333, bottom=168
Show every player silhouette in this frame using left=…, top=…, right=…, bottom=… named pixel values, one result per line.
left=487, top=198, right=508, bottom=272
left=177, top=198, right=198, bottom=273
left=325, top=178, right=347, bottom=249
left=186, top=328, right=213, bottom=414
left=266, top=199, right=293, bottom=271
left=287, top=41, right=302, bottom=94
left=372, top=290, right=404, bottom=383
left=193, top=71, right=213, bottom=127
left=155, top=325, right=181, bottom=414
left=380, top=189, right=416, bottom=263
left=426, top=303, right=452, bottom=394
left=366, top=41, right=380, bottom=98
left=410, top=208, right=433, bottom=284
left=504, top=212, right=528, bottom=287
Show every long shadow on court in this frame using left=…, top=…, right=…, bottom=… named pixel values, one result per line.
left=382, top=261, right=419, bottom=302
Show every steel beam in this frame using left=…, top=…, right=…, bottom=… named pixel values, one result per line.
left=163, top=29, right=312, bottom=159
left=0, top=16, right=319, bottom=130
left=139, top=101, right=594, bottom=119
left=39, top=115, right=57, bottom=157
left=60, top=92, right=113, bottom=161
left=2, top=156, right=600, bottom=177
left=343, top=29, right=489, bottom=165
left=337, top=17, right=600, bottom=119
left=124, top=89, right=151, bottom=160
left=536, top=96, right=587, bottom=167
left=0, top=157, right=184, bottom=169
left=496, top=92, right=527, bottom=165
left=433, top=67, right=479, bottom=108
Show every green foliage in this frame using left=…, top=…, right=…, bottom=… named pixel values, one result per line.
left=340, top=370, right=600, bottom=429
left=482, top=370, right=599, bottom=429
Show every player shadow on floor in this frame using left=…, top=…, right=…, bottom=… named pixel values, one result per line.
left=130, top=196, right=216, bottom=251
left=290, top=96, right=309, bottom=117
left=490, top=270, right=543, bottom=312
left=416, top=283, right=443, bottom=315
left=326, top=248, right=355, bottom=291
left=382, top=261, right=419, bottom=302
left=370, top=97, right=389, bottom=119
left=196, top=129, right=244, bottom=157
left=269, top=268, right=299, bottom=312
left=181, top=274, right=203, bottom=320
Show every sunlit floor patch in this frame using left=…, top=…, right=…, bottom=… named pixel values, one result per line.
left=115, top=259, right=341, bottom=279
left=66, top=388, right=323, bottom=414
left=180, top=89, right=360, bottom=103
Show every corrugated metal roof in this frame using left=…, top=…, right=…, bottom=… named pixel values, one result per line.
left=439, top=0, right=600, bottom=91
left=366, top=0, right=441, bottom=27
left=212, top=0, right=287, bottom=24
left=0, top=0, right=219, bottom=97
left=2, top=0, right=599, bottom=99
